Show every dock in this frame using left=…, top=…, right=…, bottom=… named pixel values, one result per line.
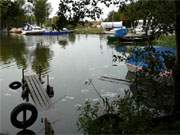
left=23, top=75, right=51, bottom=110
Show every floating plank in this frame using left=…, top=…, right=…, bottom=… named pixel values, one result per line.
left=99, top=76, right=132, bottom=83
left=24, top=75, right=51, bottom=110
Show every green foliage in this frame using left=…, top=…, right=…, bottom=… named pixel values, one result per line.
left=106, top=0, right=175, bottom=35
left=152, top=35, right=176, bottom=48
left=56, top=0, right=130, bottom=29
left=78, top=45, right=176, bottom=134
left=77, top=90, right=162, bottom=134
left=74, top=26, right=103, bottom=34
left=0, top=0, right=26, bottom=28
left=33, top=0, right=51, bottom=26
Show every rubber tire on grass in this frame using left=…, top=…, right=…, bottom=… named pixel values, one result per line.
left=9, top=81, right=22, bottom=90
left=10, top=103, right=38, bottom=129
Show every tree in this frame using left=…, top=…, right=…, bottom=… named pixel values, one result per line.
left=105, top=0, right=175, bottom=35
left=0, top=0, right=26, bottom=29
left=33, top=0, right=51, bottom=26
left=56, top=0, right=128, bottom=29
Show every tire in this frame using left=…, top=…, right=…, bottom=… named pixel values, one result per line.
left=10, top=103, right=38, bottom=129
left=17, top=129, right=36, bottom=135
left=9, top=81, right=22, bottom=90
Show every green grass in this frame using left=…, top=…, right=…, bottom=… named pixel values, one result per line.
left=74, top=26, right=103, bottom=34
left=152, top=35, right=176, bottom=48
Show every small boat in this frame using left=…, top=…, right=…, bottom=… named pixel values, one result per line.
left=22, top=24, right=45, bottom=35
left=107, top=34, right=155, bottom=45
left=126, top=46, right=176, bottom=73
left=104, top=27, right=128, bottom=37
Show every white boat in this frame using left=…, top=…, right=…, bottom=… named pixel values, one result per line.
left=22, top=24, right=45, bottom=35
left=101, top=22, right=123, bottom=29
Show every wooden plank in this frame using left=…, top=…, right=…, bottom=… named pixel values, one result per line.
left=24, top=76, right=42, bottom=107
left=24, top=75, right=51, bottom=110
left=31, top=76, right=51, bottom=106
left=33, top=76, right=51, bottom=104
left=100, top=76, right=132, bottom=83
left=26, top=76, right=45, bottom=107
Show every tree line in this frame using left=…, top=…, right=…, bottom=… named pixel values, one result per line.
left=105, top=0, right=175, bottom=35
left=0, top=0, right=51, bottom=29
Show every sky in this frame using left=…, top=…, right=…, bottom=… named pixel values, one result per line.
left=48, top=0, right=118, bottom=20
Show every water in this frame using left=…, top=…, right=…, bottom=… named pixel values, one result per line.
left=0, top=33, right=129, bottom=134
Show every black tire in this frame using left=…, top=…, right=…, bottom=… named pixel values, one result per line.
left=10, top=103, right=38, bottom=129
left=9, top=81, right=22, bottom=90
left=17, top=129, right=36, bottom=135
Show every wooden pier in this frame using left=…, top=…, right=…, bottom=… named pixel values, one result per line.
left=23, top=75, right=51, bottom=110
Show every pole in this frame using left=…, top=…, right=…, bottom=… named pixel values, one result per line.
left=174, top=0, right=180, bottom=114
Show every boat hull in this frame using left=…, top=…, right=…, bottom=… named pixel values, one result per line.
left=22, top=30, right=45, bottom=35
left=42, top=31, right=69, bottom=35
left=107, top=35, right=155, bottom=44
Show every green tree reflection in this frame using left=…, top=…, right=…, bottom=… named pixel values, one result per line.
left=0, top=34, right=27, bottom=69
left=32, top=42, right=53, bottom=75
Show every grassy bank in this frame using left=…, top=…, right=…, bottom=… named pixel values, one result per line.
left=152, top=35, right=176, bottom=48
left=74, top=26, right=103, bottom=34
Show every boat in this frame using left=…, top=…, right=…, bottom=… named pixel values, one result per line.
left=42, top=29, right=73, bottom=35
left=101, top=21, right=128, bottom=37
left=42, top=31, right=68, bottom=35
left=22, top=24, right=45, bottom=35
left=126, top=46, right=176, bottom=73
left=107, top=34, right=155, bottom=45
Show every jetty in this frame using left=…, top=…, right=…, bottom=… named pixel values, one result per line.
left=22, top=70, right=52, bottom=110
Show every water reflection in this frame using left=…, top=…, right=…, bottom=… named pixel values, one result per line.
left=0, top=34, right=79, bottom=74
left=32, top=42, right=53, bottom=74
left=0, top=34, right=27, bottom=69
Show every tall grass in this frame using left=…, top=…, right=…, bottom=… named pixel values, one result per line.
left=152, top=35, right=176, bottom=48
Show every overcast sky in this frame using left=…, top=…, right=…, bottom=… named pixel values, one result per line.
left=48, top=0, right=118, bottom=19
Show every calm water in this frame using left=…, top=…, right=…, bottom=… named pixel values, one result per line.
left=0, top=33, right=129, bottom=134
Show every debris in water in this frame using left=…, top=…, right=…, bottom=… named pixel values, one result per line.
left=74, top=104, right=82, bottom=108
left=61, top=98, right=67, bottom=102
left=4, top=93, right=11, bottom=96
left=102, top=92, right=117, bottom=98
left=92, top=98, right=99, bottom=102
left=81, top=89, right=89, bottom=93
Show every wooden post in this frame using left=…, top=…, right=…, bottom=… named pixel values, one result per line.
left=45, top=118, right=54, bottom=135
left=26, top=88, right=29, bottom=102
left=22, top=69, right=25, bottom=89
left=174, top=0, right=180, bottom=114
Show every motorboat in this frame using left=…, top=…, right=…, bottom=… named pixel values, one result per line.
left=22, top=24, right=45, bottom=35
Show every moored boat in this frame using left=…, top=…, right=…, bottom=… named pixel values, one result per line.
left=107, top=34, right=155, bottom=45
left=42, top=29, right=73, bottom=35
left=22, top=24, right=45, bottom=35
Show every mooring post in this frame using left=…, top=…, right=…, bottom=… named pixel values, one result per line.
left=22, top=69, right=25, bottom=88
left=26, top=88, right=29, bottom=102
left=39, top=66, right=42, bottom=82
